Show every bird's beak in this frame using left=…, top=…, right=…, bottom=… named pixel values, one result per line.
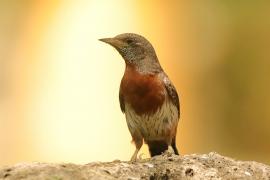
left=99, top=38, right=114, bottom=44
left=99, top=37, right=124, bottom=49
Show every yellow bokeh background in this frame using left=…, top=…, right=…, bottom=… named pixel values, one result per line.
left=0, top=0, right=270, bottom=166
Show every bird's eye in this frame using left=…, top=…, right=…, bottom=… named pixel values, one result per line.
left=126, top=39, right=133, bottom=44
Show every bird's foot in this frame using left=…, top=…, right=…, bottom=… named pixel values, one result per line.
left=157, top=149, right=174, bottom=159
left=130, top=155, right=137, bottom=162
left=138, top=153, right=146, bottom=160
left=130, top=149, right=140, bottom=162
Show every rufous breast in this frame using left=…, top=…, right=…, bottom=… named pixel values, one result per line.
left=120, top=66, right=165, bottom=115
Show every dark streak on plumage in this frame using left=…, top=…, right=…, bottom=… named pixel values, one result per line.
left=161, top=72, right=180, bottom=117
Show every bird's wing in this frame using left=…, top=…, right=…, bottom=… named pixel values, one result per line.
left=119, top=88, right=125, bottom=113
left=160, top=72, right=180, bottom=118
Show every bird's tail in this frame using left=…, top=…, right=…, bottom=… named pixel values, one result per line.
left=148, top=140, right=168, bottom=157
left=171, top=136, right=179, bottom=155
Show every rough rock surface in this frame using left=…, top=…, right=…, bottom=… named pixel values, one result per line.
left=0, top=152, right=270, bottom=180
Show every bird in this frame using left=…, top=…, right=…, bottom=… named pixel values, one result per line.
left=99, top=33, right=180, bottom=162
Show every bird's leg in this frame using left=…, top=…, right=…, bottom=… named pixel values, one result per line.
left=130, top=149, right=139, bottom=162
left=130, top=136, right=143, bottom=162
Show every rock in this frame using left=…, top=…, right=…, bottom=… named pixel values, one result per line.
left=0, top=152, right=270, bottom=180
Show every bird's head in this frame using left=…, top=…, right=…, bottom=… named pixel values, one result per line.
left=99, top=33, right=162, bottom=73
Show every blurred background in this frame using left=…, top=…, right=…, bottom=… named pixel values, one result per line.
left=0, top=0, right=270, bottom=166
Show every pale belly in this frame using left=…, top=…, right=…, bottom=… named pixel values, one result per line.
left=125, top=97, right=179, bottom=144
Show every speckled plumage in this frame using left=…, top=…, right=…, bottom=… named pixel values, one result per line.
left=100, top=33, right=180, bottom=161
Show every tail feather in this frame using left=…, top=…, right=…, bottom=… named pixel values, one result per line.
left=171, top=137, right=179, bottom=155
left=148, top=140, right=168, bottom=157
